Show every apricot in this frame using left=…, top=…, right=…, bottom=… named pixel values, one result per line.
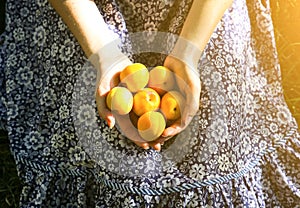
left=120, top=63, right=149, bottom=92
left=137, top=111, right=166, bottom=142
left=148, top=66, right=175, bottom=95
left=160, top=90, right=185, bottom=121
left=133, top=88, right=161, bottom=116
left=106, top=86, right=133, bottom=115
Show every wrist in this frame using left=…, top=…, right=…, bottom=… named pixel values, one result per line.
left=170, top=36, right=202, bottom=70
left=89, top=39, right=131, bottom=75
left=89, top=40, right=132, bottom=93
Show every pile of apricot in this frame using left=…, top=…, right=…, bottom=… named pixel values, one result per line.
left=106, top=63, right=185, bottom=142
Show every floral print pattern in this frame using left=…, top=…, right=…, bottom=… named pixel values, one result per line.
left=0, top=0, right=300, bottom=207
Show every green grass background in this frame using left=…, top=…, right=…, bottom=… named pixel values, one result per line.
left=0, top=1, right=299, bottom=207
left=0, top=130, right=21, bottom=207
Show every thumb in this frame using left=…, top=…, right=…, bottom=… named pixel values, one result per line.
left=96, top=88, right=115, bottom=128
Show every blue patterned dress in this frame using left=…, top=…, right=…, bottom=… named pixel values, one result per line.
left=0, top=0, right=300, bottom=207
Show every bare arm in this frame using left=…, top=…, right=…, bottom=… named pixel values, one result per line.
left=179, top=0, right=233, bottom=51
left=163, top=0, right=233, bottom=140
left=49, top=0, right=233, bottom=57
left=48, top=0, right=118, bottom=57
left=48, top=0, right=153, bottom=150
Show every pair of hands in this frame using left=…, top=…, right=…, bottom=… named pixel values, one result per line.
left=93, top=53, right=201, bottom=151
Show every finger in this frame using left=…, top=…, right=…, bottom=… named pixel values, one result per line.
left=162, top=95, right=198, bottom=138
left=115, top=113, right=163, bottom=151
left=155, top=135, right=172, bottom=147
left=132, top=140, right=150, bottom=150
left=162, top=122, right=182, bottom=137
left=146, top=135, right=176, bottom=152
left=97, top=71, right=121, bottom=96
left=181, top=83, right=200, bottom=125
left=151, top=143, right=161, bottom=151
left=141, top=140, right=161, bottom=152
left=96, top=89, right=115, bottom=128
left=181, top=104, right=196, bottom=127
left=114, top=114, right=151, bottom=150
left=155, top=136, right=167, bottom=144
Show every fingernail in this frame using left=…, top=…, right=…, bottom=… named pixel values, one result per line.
left=143, top=144, right=149, bottom=150
left=107, top=116, right=115, bottom=129
left=154, top=143, right=161, bottom=152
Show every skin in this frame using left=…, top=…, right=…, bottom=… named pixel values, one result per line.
left=49, top=0, right=233, bottom=151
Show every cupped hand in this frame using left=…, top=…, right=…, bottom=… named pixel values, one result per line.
left=94, top=55, right=162, bottom=151
left=159, top=55, right=201, bottom=142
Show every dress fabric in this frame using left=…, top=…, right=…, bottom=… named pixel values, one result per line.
left=0, top=0, right=300, bottom=207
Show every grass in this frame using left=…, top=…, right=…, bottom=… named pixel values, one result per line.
left=0, top=130, right=21, bottom=208
left=271, top=0, right=300, bottom=125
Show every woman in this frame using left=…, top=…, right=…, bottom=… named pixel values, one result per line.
left=0, top=0, right=299, bottom=207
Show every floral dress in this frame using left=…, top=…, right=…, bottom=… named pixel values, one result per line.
left=1, top=0, right=300, bottom=207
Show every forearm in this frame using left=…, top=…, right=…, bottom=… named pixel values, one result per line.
left=49, top=0, right=118, bottom=57
left=180, top=0, right=233, bottom=51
